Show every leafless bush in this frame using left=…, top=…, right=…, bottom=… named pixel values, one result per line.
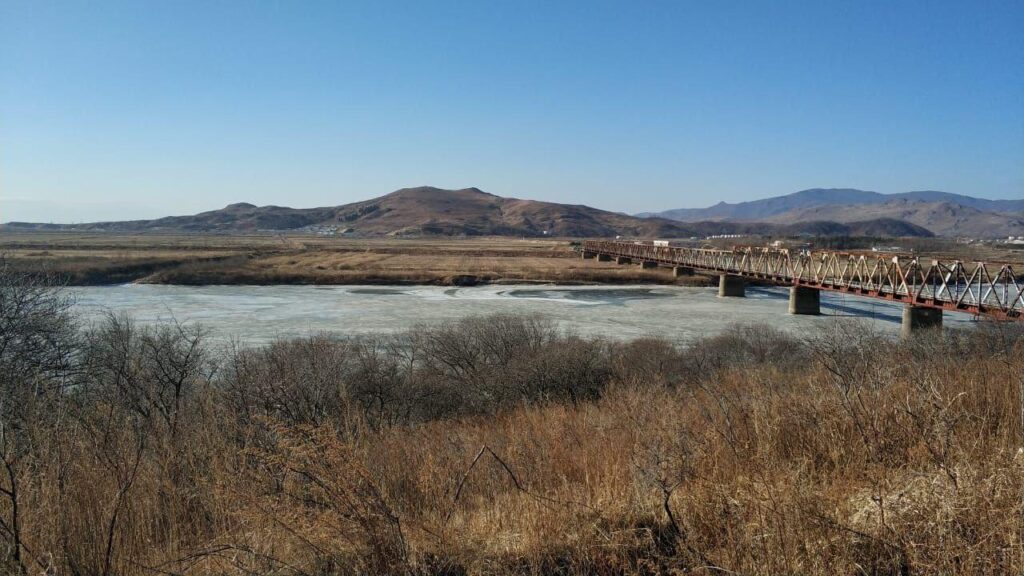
left=220, top=314, right=619, bottom=429
left=671, top=322, right=806, bottom=388
left=81, top=313, right=210, bottom=439
left=222, top=335, right=358, bottom=429
left=0, top=260, right=78, bottom=574
left=241, top=423, right=408, bottom=575
left=0, top=260, right=78, bottom=393
left=607, top=337, right=686, bottom=388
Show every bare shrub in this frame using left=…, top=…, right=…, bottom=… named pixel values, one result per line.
left=671, top=322, right=807, bottom=390
left=0, top=261, right=77, bottom=574
left=607, top=337, right=686, bottom=388
left=239, top=423, right=408, bottom=575
left=81, top=313, right=209, bottom=439
left=220, top=314, right=618, bottom=430
left=222, top=335, right=358, bottom=429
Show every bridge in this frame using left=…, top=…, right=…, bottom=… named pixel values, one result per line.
left=581, top=240, right=1024, bottom=335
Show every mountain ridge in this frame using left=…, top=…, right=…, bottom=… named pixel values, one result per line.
left=640, top=188, right=1024, bottom=237
left=3, top=186, right=935, bottom=238
left=4, top=187, right=700, bottom=237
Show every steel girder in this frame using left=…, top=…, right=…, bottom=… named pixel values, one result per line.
left=582, top=240, right=1024, bottom=320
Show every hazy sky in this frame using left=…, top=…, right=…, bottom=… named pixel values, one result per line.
left=2, top=0, right=1022, bottom=223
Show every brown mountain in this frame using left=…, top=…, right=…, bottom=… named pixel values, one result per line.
left=640, top=188, right=1023, bottom=237
left=3, top=186, right=935, bottom=238
left=767, top=199, right=1024, bottom=237
left=5, top=187, right=696, bottom=237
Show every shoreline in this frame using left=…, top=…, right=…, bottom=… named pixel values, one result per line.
left=103, top=273, right=719, bottom=288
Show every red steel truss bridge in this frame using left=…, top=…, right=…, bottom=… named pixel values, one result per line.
left=581, top=240, right=1024, bottom=322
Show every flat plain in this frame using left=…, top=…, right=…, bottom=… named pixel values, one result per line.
left=0, top=231, right=714, bottom=286
left=4, top=230, right=1023, bottom=287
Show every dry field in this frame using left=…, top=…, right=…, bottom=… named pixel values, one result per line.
left=3, top=230, right=1020, bottom=287
left=0, top=231, right=711, bottom=286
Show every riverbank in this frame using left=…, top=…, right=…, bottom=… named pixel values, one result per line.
left=1, top=231, right=716, bottom=286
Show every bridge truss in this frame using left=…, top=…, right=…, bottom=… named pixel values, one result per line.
left=582, top=240, right=1024, bottom=321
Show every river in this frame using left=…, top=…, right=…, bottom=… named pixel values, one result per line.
left=68, top=284, right=976, bottom=345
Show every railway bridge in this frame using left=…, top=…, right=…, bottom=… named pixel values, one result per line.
left=581, top=240, right=1024, bottom=335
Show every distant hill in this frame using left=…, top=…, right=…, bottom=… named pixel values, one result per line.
left=776, top=218, right=934, bottom=238
left=641, top=188, right=1024, bottom=237
left=3, top=186, right=937, bottom=238
left=765, top=199, right=1024, bottom=238
left=3, top=187, right=696, bottom=238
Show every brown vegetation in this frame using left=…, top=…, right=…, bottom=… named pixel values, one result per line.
left=0, top=233, right=714, bottom=286
left=6, top=231, right=1021, bottom=289
left=2, top=264, right=1024, bottom=575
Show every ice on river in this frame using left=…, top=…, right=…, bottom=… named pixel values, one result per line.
left=68, top=284, right=977, bottom=345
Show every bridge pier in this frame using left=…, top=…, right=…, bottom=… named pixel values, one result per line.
left=718, top=274, right=745, bottom=297
left=640, top=261, right=658, bottom=269
left=901, top=306, right=942, bottom=337
left=615, top=256, right=631, bottom=265
left=788, top=286, right=820, bottom=315
left=575, top=240, right=1019, bottom=324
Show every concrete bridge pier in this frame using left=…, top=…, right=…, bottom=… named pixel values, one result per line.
left=718, top=274, right=745, bottom=297
left=673, top=266, right=695, bottom=277
left=640, top=261, right=658, bottom=269
left=615, top=256, right=631, bottom=265
left=901, top=306, right=943, bottom=338
left=788, top=286, right=820, bottom=315
left=581, top=251, right=595, bottom=260
left=595, top=253, right=612, bottom=262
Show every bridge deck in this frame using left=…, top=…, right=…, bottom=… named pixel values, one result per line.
left=582, top=240, right=1024, bottom=320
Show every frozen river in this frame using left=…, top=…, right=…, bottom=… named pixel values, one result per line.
left=69, top=284, right=976, bottom=345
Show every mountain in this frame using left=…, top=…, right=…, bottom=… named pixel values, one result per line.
left=3, top=186, right=935, bottom=238
left=4, top=187, right=696, bottom=238
left=642, top=188, right=1024, bottom=237
left=642, top=188, right=1024, bottom=221
left=766, top=199, right=1024, bottom=238
left=642, top=188, right=882, bottom=221
left=774, top=218, right=933, bottom=237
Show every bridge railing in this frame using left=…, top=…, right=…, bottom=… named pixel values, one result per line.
left=582, top=240, right=1024, bottom=320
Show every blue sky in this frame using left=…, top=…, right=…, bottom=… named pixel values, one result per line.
left=1, top=0, right=1022, bottom=222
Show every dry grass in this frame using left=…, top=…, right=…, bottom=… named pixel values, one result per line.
left=5, top=307, right=1024, bottom=575
left=7, top=230, right=1019, bottom=287
left=0, top=231, right=711, bottom=286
